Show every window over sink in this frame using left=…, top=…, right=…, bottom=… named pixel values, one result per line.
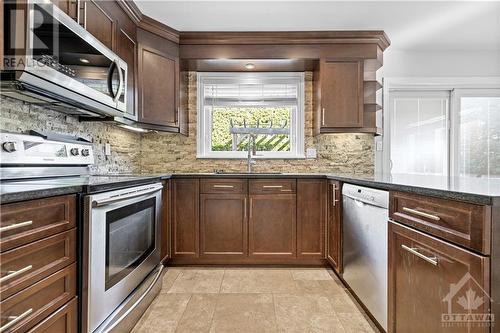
left=197, top=72, right=305, bottom=158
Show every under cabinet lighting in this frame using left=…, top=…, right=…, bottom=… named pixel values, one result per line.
left=245, top=63, right=255, bottom=70
left=79, top=58, right=90, bottom=64
left=118, top=124, right=149, bottom=133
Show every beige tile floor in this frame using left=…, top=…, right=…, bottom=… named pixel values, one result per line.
left=132, top=267, right=379, bottom=333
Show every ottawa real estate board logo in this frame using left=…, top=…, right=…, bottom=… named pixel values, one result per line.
left=442, top=272, right=494, bottom=328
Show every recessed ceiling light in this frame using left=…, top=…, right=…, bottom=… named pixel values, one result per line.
left=245, top=63, right=255, bottom=70
left=79, top=58, right=90, bottom=64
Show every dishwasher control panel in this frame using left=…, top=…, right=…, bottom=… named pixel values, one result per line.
left=342, top=183, right=389, bottom=209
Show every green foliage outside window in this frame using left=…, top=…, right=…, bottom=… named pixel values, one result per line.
left=210, top=107, right=291, bottom=152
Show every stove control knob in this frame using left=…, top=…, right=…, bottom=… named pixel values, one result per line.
left=2, top=142, right=17, bottom=152
left=70, top=148, right=79, bottom=156
left=81, top=148, right=90, bottom=157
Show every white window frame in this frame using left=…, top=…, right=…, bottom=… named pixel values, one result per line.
left=197, top=72, right=305, bottom=159
left=382, top=77, right=500, bottom=176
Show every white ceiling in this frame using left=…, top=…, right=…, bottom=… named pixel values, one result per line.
left=135, top=1, right=500, bottom=51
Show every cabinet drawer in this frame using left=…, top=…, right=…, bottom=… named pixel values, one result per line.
left=389, top=192, right=490, bottom=254
left=27, top=297, right=77, bottom=333
left=249, top=179, right=296, bottom=194
left=201, top=179, right=247, bottom=194
left=1, top=229, right=76, bottom=300
left=0, top=263, right=76, bottom=333
left=388, top=222, right=490, bottom=333
left=1, top=195, right=76, bottom=252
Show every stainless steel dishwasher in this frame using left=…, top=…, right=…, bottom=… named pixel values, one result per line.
left=342, top=183, right=389, bottom=331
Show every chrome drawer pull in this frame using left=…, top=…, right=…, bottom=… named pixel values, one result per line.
left=401, top=244, right=438, bottom=266
left=0, top=265, right=33, bottom=283
left=0, top=220, right=33, bottom=233
left=0, top=308, right=33, bottom=332
left=213, top=185, right=234, bottom=188
left=402, top=207, right=440, bottom=221
left=263, top=185, right=283, bottom=188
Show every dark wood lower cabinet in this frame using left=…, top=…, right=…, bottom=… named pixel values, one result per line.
left=327, top=180, right=342, bottom=273
left=160, top=180, right=171, bottom=263
left=172, top=179, right=199, bottom=258
left=248, top=194, right=296, bottom=258
left=200, top=193, right=247, bottom=257
left=27, top=297, right=77, bottom=333
left=388, top=221, right=490, bottom=333
left=297, top=179, right=326, bottom=259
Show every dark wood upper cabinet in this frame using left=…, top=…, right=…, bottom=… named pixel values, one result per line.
left=314, top=59, right=364, bottom=133
left=248, top=193, right=296, bottom=258
left=80, top=1, right=115, bottom=49
left=326, top=180, right=342, bottom=273
left=172, top=179, right=199, bottom=258
left=49, top=0, right=78, bottom=21
left=297, top=179, right=326, bottom=259
left=388, top=221, right=490, bottom=333
left=200, top=193, right=247, bottom=257
left=137, top=28, right=184, bottom=132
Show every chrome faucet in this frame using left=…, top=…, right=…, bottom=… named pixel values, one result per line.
left=247, top=134, right=260, bottom=173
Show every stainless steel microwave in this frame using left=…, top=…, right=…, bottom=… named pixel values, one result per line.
left=1, top=0, right=127, bottom=118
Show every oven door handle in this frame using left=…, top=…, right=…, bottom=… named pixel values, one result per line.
left=92, top=186, right=162, bottom=207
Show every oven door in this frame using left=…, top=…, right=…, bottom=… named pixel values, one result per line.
left=84, top=183, right=162, bottom=333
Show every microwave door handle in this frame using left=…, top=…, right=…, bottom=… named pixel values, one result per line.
left=114, top=61, right=124, bottom=103
left=107, top=61, right=116, bottom=100
left=93, top=186, right=162, bottom=207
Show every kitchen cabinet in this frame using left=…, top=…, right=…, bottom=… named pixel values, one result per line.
left=160, top=180, right=171, bottom=263
left=80, top=0, right=114, bottom=49
left=297, top=179, right=326, bottom=259
left=248, top=193, right=296, bottom=258
left=314, top=59, right=368, bottom=134
left=388, top=221, right=490, bottom=333
left=50, top=0, right=78, bottom=21
left=172, top=179, right=199, bottom=258
left=326, top=180, right=342, bottom=273
left=200, top=193, right=247, bottom=257
left=137, top=28, right=185, bottom=133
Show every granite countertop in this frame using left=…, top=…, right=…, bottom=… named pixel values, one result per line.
left=1, top=172, right=499, bottom=205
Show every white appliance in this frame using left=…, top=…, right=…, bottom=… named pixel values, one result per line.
left=342, top=184, right=389, bottom=331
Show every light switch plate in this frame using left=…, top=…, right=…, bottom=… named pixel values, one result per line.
left=376, top=141, right=383, bottom=151
left=306, top=148, right=317, bottom=159
left=105, top=143, right=111, bottom=156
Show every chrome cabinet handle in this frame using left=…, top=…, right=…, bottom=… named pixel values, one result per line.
left=263, top=185, right=283, bottom=188
left=401, top=244, right=438, bottom=266
left=0, top=308, right=33, bottom=332
left=402, top=207, right=440, bottom=221
left=243, top=198, right=247, bottom=219
left=249, top=198, right=253, bottom=219
left=213, top=185, right=234, bottom=189
left=0, top=220, right=33, bottom=233
left=331, top=184, right=339, bottom=207
left=322, top=108, right=325, bottom=126
left=0, top=265, right=33, bottom=283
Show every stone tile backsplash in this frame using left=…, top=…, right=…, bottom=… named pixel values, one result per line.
left=0, top=71, right=375, bottom=175
left=0, top=96, right=141, bottom=174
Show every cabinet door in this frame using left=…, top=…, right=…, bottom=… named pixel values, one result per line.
left=297, top=179, right=326, bottom=259
left=172, top=179, right=199, bottom=258
left=320, top=60, right=363, bottom=128
left=326, top=180, right=342, bottom=273
left=389, top=222, right=490, bottom=333
left=81, top=0, right=114, bottom=49
left=200, top=194, right=247, bottom=257
left=249, top=194, right=296, bottom=258
left=113, top=5, right=137, bottom=120
left=50, top=0, right=78, bottom=20
left=137, top=29, right=179, bottom=128
left=160, top=180, right=171, bottom=263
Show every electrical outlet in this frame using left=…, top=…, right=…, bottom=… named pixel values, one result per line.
left=105, top=143, right=111, bottom=156
left=376, top=141, right=383, bottom=151
left=306, top=148, right=317, bottom=159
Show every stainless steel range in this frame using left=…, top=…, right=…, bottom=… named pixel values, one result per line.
left=0, top=131, right=164, bottom=333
